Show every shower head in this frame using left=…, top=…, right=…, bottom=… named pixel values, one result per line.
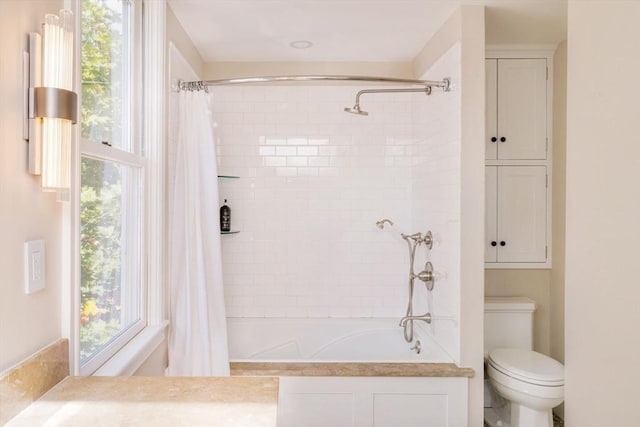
left=344, top=104, right=368, bottom=116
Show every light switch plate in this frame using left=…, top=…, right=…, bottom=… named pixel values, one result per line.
left=24, top=240, right=45, bottom=294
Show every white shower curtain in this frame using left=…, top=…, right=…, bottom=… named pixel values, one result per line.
left=167, top=88, right=230, bottom=376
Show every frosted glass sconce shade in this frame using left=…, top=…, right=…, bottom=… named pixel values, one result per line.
left=24, top=10, right=77, bottom=192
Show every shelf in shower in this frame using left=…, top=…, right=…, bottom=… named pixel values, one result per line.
left=221, top=230, right=240, bottom=235
left=218, top=175, right=240, bottom=179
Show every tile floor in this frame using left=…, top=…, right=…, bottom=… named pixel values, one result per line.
left=484, top=413, right=564, bottom=427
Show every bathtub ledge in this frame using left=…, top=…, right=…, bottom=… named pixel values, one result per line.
left=230, top=362, right=474, bottom=378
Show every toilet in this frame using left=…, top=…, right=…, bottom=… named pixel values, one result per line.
left=484, top=297, right=564, bottom=427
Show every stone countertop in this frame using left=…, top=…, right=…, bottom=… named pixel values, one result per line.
left=4, top=376, right=279, bottom=427
left=230, top=362, right=474, bottom=378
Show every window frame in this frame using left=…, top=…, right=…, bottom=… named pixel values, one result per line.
left=67, top=0, right=164, bottom=376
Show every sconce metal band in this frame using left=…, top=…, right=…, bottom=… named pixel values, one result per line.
left=29, top=87, right=78, bottom=123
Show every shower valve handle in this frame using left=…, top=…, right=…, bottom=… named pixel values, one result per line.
left=414, top=261, right=435, bottom=291
left=417, top=270, right=433, bottom=282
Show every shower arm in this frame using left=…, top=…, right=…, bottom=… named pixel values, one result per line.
left=353, top=87, right=432, bottom=107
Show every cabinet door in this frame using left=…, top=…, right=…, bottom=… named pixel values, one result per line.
left=485, top=60, right=498, bottom=160
left=496, top=166, right=547, bottom=263
left=497, top=59, right=547, bottom=160
left=485, top=166, right=498, bottom=262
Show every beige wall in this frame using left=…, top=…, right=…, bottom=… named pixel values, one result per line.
left=0, top=0, right=64, bottom=373
left=167, top=4, right=204, bottom=78
left=565, top=1, right=640, bottom=425
left=0, top=0, right=199, bottom=377
left=205, top=61, right=413, bottom=80
left=550, top=41, right=566, bottom=365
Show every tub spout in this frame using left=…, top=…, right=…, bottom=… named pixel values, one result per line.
left=399, top=313, right=432, bottom=327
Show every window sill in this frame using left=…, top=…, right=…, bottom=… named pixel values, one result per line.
left=93, top=322, right=168, bottom=376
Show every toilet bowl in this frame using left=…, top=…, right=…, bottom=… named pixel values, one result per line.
left=487, top=348, right=564, bottom=427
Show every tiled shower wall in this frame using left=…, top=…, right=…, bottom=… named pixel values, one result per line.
left=411, top=43, right=462, bottom=361
left=213, top=85, right=413, bottom=318
left=212, top=44, right=461, bottom=353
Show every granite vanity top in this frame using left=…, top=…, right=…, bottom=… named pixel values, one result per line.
left=4, top=376, right=278, bottom=427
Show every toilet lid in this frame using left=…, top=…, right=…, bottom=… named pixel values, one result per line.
left=488, top=348, right=564, bottom=386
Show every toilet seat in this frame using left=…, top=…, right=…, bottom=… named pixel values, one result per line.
left=488, top=348, right=564, bottom=387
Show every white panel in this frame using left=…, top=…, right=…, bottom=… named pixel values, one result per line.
left=278, top=392, right=354, bottom=427
left=485, top=59, right=498, bottom=160
left=373, top=393, right=448, bottom=427
left=485, top=166, right=497, bottom=263
left=497, top=59, right=547, bottom=160
left=496, top=166, right=547, bottom=262
left=277, top=377, right=468, bottom=427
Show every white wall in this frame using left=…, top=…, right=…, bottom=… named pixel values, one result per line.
left=0, top=0, right=64, bottom=373
left=211, top=6, right=485, bottom=424
left=412, top=43, right=462, bottom=363
left=458, top=7, right=486, bottom=426
left=413, top=6, right=486, bottom=426
left=212, top=44, right=462, bottom=362
left=205, top=61, right=413, bottom=81
left=565, top=1, right=640, bottom=425
left=213, top=84, right=426, bottom=319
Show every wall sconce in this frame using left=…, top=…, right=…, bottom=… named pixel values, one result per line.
left=23, top=10, right=77, bottom=192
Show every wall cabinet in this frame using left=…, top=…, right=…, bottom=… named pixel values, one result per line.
left=485, top=166, right=547, bottom=265
left=485, top=51, right=552, bottom=269
left=485, top=58, right=547, bottom=160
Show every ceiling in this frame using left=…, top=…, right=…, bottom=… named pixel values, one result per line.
left=167, top=0, right=567, bottom=63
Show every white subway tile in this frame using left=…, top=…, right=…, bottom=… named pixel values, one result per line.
left=275, top=146, right=297, bottom=156
left=213, top=64, right=461, bottom=334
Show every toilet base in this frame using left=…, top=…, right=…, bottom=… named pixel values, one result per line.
left=510, top=402, right=553, bottom=427
left=484, top=407, right=510, bottom=427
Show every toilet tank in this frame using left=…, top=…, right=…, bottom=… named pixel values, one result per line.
left=484, top=297, right=536, bottom=357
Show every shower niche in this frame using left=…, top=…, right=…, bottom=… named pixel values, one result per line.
left=218, top=175, right=240, bottom=235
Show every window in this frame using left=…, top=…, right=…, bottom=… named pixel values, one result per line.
left=79, top=0, right=145, bottom=374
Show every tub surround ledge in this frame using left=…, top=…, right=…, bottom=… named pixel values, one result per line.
left=4, top=376, right=279, bottom=427
left=231, top=362, right=474, bottom=377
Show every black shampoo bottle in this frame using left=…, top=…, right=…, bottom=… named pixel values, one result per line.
left=220, top=199, right=231, bottom=232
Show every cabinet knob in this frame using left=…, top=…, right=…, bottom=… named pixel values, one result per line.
left=491, top=241, right=497, bottom=247
left=500, top=137, right=506, bottom=142
left=500, top=241, right=506, bottom=246
left=490, top=137, right=497, bottom=143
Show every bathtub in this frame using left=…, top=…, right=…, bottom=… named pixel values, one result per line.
left=227, top=318, right=471, bottom=427
left=228, top=317, right=453, bottom=362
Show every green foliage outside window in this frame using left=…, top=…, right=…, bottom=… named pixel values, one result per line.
left=80, top=0, right=123, bottom=145
left=79, top=0, right=125, bottom=361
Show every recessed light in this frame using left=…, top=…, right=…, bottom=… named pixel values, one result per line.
left=289, top=40, right=313, bottom=49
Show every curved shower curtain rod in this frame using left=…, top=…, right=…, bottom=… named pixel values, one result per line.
left=179, top=75, right=451, bottom=91
left=177, top=75, right=451, bottom=115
